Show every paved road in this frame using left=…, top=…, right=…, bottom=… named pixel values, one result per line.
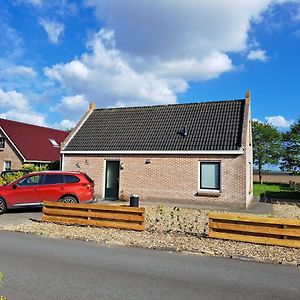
left=0, top=207, right=42, bottom=226
left=0, top=232, right=299, bottom=300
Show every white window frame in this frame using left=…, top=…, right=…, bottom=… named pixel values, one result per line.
left=49, top=139, right=59, bottom=147
left=3, top=160, right=11, bottom=171
left=198, top=161, right=221, bottom=192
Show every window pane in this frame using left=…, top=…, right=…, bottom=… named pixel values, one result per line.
left=19, top=175, right=42, bottom=186
left=0, top=138, right=5, bottom=148
left=44, top=175, right=64, bottom=184
left=201, top=162, right=220, bottom=190
left=65, top=175, right=80, bottom=183
left=5, top=161, right=11, bottom=171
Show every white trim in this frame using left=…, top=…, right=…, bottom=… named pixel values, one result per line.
left=61, top=149, right=244, bottom=155
left=102, top=160, right=106, bottom=198
left=0, top=126, right=26, bottom=162
left=61, top=153, right=64, bottom=171
left=62, top=108, right=95, bottom=150
left=13, top=202, right=42, bottom=207
left=24, top=160, right=51, bottom=163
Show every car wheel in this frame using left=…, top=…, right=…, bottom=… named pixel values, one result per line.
left=59, top=196, right=78, bottom=204
left=0, top=198, right=7, bottom=215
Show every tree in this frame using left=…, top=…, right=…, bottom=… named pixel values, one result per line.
left=252, top=121, right=282, bottom=184
left=280, top=118, right=300, bottom=174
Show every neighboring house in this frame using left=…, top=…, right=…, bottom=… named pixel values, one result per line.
left=0, top=118, right=68, bottom=171
left=61, top=92, right=253, bottom=208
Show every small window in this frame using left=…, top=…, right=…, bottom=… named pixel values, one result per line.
left=4, top=161, right=11, bottom=171
left=0, top=138, right=5, bottom=149
left=200, top=162, right=220, bottom=190
left=64, top=175, right=80, bottom=183
left=19, top=175, right=42, bottom=186
left=49, top=139, right=59, bottom=147
left=44, top=175, right=65, bottom=185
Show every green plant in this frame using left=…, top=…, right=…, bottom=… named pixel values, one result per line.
left=0, top=163, right=50, bottom=186
left=0, top=272, right=6, bottom=300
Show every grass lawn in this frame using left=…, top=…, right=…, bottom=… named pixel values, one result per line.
left=253, top=183, right=300, bottom=200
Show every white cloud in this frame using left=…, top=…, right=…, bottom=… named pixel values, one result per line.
left=247, top=49, right=269, bottom=62
left=0, top=88, right=46, bottom=126
left=45, top=29, right=180, bottom=107
left=59, top=119, right=76, bottom=130
left=39, top=18, right=64, bottom=44
left=51, top=94, right=89, bottom=114
left=42, top=0, right=300, bottom=112
left=0, top=66, right=36, bottom=77
left=265, top=115, right=294, bottom=127
left=0, top=20, right=24, bottom=60
left=27, top=0, right=43, bottom=6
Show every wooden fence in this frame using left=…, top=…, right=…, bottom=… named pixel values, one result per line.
left=42, top=201, right=145, bottom=231
left=208, top=212, right=300, bottom=248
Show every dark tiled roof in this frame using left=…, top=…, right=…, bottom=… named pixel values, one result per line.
left=65, top=99, right=245, bottom=152
left=0, top=118, right=68, bottom=161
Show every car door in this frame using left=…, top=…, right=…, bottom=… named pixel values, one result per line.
left=11, top=174, right=42, bottom=206
left=38, top=174, right=65, bottom=202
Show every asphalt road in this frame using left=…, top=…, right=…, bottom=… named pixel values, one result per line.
left=0, top=232, right=299, bottom=300
left=0, top=207, right=42, bottom=226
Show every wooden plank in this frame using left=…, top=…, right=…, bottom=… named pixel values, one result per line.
left=43, top=201, right=145, bottom=214
left=209, top=220, right=300, bottom=238
left=209, top=230, right=300, bottom=248
left=208, top=212, right=300, bottom=226
left=43, top=207, right=144, bottom=222
left=42, top=215, right=145, bottom=231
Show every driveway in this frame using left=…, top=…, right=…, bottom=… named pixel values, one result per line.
left=0, top=207, right=42, bottom=226
left=0, top=232, right=299, bottom=300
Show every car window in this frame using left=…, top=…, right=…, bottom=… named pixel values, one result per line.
left=44, top=175, right=65, bottom=185
left=18, top=175, right=42, bottom=186
left=64, top=175, right=80, bottom=183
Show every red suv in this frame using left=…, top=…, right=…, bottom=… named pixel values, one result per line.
left=0, top=171, right=95, bottom=214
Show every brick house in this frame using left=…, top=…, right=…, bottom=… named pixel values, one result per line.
left=0, top=118, right=68, bottom=171
left=61, top=92, right=253, bottom=208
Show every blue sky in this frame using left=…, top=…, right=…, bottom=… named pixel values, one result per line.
left=0, top=0, right=299, bottom=130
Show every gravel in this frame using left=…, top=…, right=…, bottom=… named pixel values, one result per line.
left=1, top=204, right=299, bottom=265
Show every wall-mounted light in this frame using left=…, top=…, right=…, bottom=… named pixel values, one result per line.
left=120, top=162, right=124, bottom=170
left=145, top=159, right=151, bottom=164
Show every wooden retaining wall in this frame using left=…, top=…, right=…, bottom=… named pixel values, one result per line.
left=209, top=212, right=300, bottom=248
left=42, top=201, right=145, bottom=231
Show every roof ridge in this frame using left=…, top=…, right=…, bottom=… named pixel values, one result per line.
left=94, top=98, right=245, bottom=112
left=0, top=117, right=67, bottom=133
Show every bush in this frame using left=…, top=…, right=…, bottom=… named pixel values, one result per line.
left=0, top=164, right=49, bottom=186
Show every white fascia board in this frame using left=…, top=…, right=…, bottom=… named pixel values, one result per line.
left=62, top=108, right=95, bottom=151
left=24, top=160, right=51, bottom=163
left=61, top=149, right=244, bottom=155
left=0, top=126, right=26, bottom=162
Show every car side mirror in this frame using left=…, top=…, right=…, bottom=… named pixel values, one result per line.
left=12, top=184, right=18, bottom=189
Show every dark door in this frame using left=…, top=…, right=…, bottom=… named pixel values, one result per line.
left=104, top=161, right=120, bottom=199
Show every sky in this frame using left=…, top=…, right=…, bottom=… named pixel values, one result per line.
left=0, top=0, right=299, bottom=130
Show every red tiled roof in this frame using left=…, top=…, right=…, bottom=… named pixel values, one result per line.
left=0, top=118, right=68, bottom=162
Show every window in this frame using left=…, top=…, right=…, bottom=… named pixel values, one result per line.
left=49, top=139, right=59, bottom=147
left=19, top=175, right=42, bottom=186
left=0, top=138, right=5, bottom=149
left=4, top=161, right=11, bottom=171
left=44, top=175, right=65, bottom=184
left=200, top=162, right=220, bottom=190
left=64, top=175, right=80, bottom=183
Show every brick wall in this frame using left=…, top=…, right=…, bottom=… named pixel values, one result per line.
left=63, top=153, right=247, bottom=206
left=0, top=131, right=23, bottom=171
